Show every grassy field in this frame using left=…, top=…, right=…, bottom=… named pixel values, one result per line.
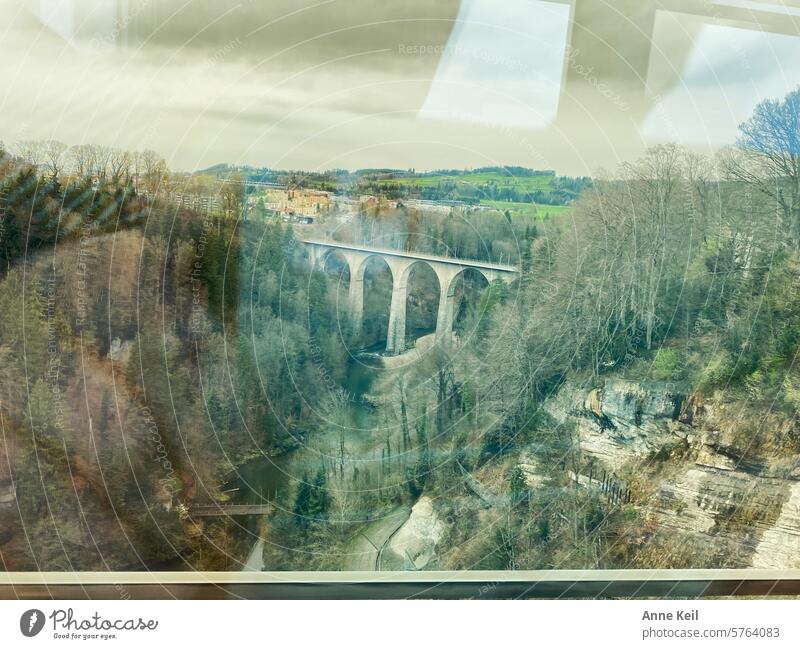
left=480, top=200, right=571, bottom=220
left=364, top=170, right=573, bottom=219
left=393, top=171, right=555, bottom=193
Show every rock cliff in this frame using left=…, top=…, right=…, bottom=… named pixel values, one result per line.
left=381, top=496, right=444, bottom=570
left=545, top=379, right=688, bottom=469
left=543, top=379, right=800, bottom=568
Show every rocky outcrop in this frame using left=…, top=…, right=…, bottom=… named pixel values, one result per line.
left=647, top=461, right=790, bottom=565
left=751, top=483, right=800, bottom=569
left=517, top=451, right=547, bottom=489
left=652, top=465, right=782, bottom=533
left=695, top=446, right=737, bottom=471
left=545, top=379, right=688, bottom=469
left=382, top=496, right=444, bottom=570
left=543, top=379, right=800, bottom=568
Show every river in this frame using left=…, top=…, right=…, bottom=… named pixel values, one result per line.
left=236, top=344, right=387, bottom=571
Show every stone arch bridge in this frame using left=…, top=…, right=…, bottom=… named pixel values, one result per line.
left=303, top=240, right=518, bottom=355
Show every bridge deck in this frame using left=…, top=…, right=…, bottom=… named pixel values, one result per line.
left=302, top=240, right=518, bottom=273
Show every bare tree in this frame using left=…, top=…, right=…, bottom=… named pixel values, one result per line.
left=529, top=144, right=699, bottom=376
left=69, top=144, right=94, bottom=178
left=108, top=149, right=133, bottom=186
left=42, top=140, right=67, bottom=179
left=16, top=140, right=45, bottom=169
left=723, top=88, right=800, bottom=248
left=622, top=144, right=685, bottom=349
left=136, top=149, right=167, bottom=193
left=92, top=145, right=113, bottom=180
left=220, top=172, right=245, bottom=218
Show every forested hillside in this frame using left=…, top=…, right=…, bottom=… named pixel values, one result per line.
left=0, top=143, right=353, bottom=569
left=258, top=91, right=800, bottom=571
left=3, top=88, right=800, bottom=573
left=339, top=93, right=800, bottom=571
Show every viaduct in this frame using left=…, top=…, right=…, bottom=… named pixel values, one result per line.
left=303, top=240, right=518, bottom=355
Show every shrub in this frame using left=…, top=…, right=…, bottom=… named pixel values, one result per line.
left=651, top=348, right=685, bottom=381
left=698, top=351, right=735, bottom=390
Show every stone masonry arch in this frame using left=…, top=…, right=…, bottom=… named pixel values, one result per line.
left=304, top=240, right=517, bottom=355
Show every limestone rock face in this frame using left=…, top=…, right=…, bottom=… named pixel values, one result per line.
left=695, top=446, right=737, bottom=471
left=383, top=496, right=444, bottom=570
left=649, top=464, right=791, bottom=565
left=599, top=380, right=683, bottom=426
left=545, top=379, right=687, bottom=469
left=751, top=483, right=800, bottom=569
left=517, top=451, right=547, bottom=489
left=653, top=467, right=778, bottom=533
left=542, top=379, right=800, bottom=568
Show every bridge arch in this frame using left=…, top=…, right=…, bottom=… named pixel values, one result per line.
left=318, top=249, right=353, bottom=328
left=441, top=267, right=492, bottom=339
left=356, top=254, right=393, bottom=346
left=320, top=249, right=351, bottom=286
left=302, top=240, right=518, bottom=355
left=351, top=252, right=388, bottom=288
left=392, top=260, right=442, bottom=353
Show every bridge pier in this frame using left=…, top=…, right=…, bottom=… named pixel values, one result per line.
left=385, top=258, right=415, bottom=355
left=340, top=250, right=366, bottom=334
left=348, top=272, right=364, bottom=334
left=303, top=240, right=518, bottom=355
left=434, top=266, right=464, bottom=344
left=435, top=286, right=456, bottom=344
left=386, top=283, right=407, bottom=355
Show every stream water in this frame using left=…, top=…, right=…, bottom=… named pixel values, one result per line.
left=235, top=344, right=387, bottom=570
left=235, top=350, right=380, bottom=500
left=234, top=327, right=436, bottom=570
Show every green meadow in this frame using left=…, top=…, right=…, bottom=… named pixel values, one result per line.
left=479, top=200, right=571, bottom=220
left=393, top=170, right=555, bottom=193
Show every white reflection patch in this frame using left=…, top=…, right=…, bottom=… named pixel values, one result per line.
left=419, top=0, right=570, bottom=129
left=643, top=20, right=800, bottom=145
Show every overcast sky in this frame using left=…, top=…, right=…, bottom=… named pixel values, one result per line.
left=2, top=0, right=800, bottom=175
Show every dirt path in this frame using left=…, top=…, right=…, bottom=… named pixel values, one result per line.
left=346, top=506, right=411, bottom=571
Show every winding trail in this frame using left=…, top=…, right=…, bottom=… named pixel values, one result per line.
left=346, top=506, right=411, bottom=571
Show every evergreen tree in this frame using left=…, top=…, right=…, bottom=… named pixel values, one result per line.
left=309, top=465, right=331, bottom=517
left=293, top=473, right=313, bottom=527
left=0, top=208, right=21, bottom=270
left=413, top=406, right=430, bottom=492
left=509, top=466, right=529, bottom=508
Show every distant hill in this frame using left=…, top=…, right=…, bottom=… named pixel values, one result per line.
left=193, top=164, right=592, bottom=209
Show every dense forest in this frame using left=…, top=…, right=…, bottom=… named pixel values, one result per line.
left=260, top=89, right=800, bottom=570
left=2, top=87, right=800, bottom=572
left=0, top=142, right=354, bottom=569
left=405, top=93, right=800, bottom=570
